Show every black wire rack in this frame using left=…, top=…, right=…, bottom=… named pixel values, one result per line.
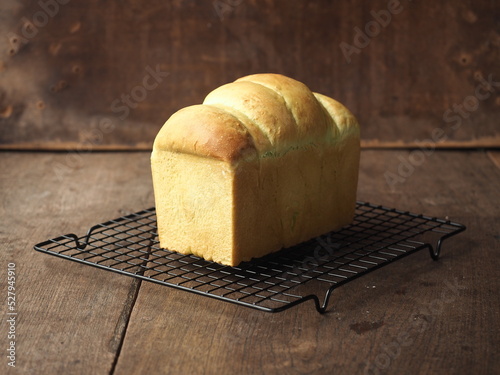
left=34, top=202, right=465, bottom=313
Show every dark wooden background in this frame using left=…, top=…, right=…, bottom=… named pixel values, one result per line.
left=1, top=2, right=500, bottom=374
left=1, top=0, right=499, bottom=149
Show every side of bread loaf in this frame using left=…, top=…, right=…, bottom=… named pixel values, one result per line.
left=151, top=74, right=360, bottom=266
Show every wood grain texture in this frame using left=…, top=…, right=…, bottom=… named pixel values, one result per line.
left=0, top=152, right=154, bottom=374
left=111, top=150, right=498, bottom=375
left=487, top=150, right=500, bottom=169
left=1, top=0, right=499, bottom=149
left=1, top=150, right=499, bottom=374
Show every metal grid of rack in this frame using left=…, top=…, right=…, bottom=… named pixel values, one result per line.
left=34, top=202, right=465, bottom=313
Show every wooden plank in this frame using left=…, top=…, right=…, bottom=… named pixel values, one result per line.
left=1, top=0, right=499, bottom=149
left=1, top=150, right=498, bottom=374
left=1, top=137, right=500, bottom=151
left=0, top=152, right=155, bottom=374
left=358, top=150, right=500, bottom=218
left=0, top=142, right=154, bottom=151
left=113, top=150, right=500, bottom=374
left=487, top=150, right=500, bottom=170
left=361, top=137, right=500, bottom=149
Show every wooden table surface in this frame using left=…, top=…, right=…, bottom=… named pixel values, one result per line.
left=1, top=149, right=499, bottom=375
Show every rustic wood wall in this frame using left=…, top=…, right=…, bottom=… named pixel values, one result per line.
left=1, top=0, right=499, bottom=150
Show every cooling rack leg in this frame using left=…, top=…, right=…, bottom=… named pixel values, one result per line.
left=427, top=243, right=440, bottom=261
left=316, top=287, right=336, bottom=314
left=430, top=223, right=467, bottom=261
left=428, top=234, right=455, bottom=260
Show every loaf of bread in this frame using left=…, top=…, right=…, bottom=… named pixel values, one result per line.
left=151, top=73, right=360, bottom=266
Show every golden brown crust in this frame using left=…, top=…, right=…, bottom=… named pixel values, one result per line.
left=153, top=104, right=257, bottom=163
left=153, top=74, right=359, bottom=162
left=151, top=74, right=361, bottom=266
left=313, top=93, right=360, bottom=140
left=236, top=74, right=334, bottom=141
left=204, top=80, right=297, bottom=153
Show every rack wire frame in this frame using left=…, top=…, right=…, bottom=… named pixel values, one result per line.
left=34, top=202, right=466, bottom=313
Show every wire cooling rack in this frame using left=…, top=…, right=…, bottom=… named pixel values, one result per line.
left=34, top=202, right=465, bottom=313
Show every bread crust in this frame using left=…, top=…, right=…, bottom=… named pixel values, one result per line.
left=153, top=104, right=257, bottom=163
left=151, top=73, right=360, bottom=266
left=153, top=74, right=359, bottom=163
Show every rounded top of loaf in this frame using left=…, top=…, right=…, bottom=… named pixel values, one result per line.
left=153, top=73, right=359, bottom=162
